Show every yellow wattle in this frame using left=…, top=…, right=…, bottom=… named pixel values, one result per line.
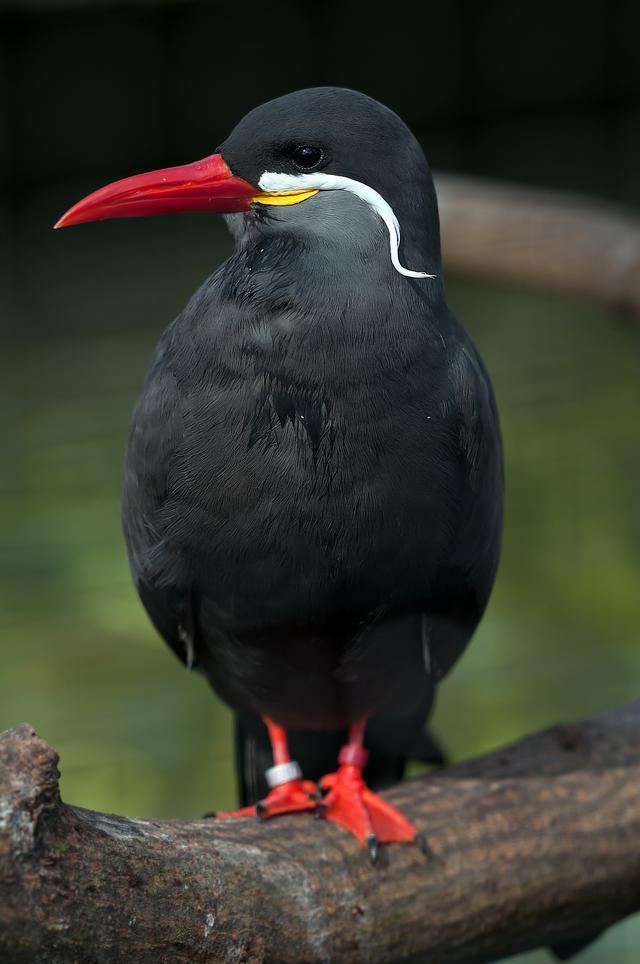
left=251, top=190, right=319, bottom=206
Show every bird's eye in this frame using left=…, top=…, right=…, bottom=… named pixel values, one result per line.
left=290, top=144, right=323, bottom=170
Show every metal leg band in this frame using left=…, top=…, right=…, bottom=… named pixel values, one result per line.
left=265, top=761, right=303, bottom=788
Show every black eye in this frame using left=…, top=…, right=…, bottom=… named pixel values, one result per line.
left=290, top=144, right=323, bottom=170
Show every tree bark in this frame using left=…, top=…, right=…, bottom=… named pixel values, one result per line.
left=436, top=174, right=640, bottom=316
left=1, top=703, right=639, bottom=963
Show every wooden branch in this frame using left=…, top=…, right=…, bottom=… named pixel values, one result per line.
left=1, top=704, right=639, bottom=963
left=436, top=173, right=640, bottom=315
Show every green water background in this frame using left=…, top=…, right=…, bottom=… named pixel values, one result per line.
left=2, top=209, right=639, bottom=961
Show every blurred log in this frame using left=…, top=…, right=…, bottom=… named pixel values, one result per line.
left=1, top=703, right=639, bottom=963
left=436, top=174, right=640, bottom=315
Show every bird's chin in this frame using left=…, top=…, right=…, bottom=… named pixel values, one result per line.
left=223, top=201, right=306, bottom=245
left=222, top=210, right=257, bottom=244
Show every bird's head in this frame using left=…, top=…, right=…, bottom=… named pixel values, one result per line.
left=56, top=87, right=440, bottom=281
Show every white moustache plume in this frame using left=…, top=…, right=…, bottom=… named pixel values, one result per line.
left=258, top=171, right=436, bottom=280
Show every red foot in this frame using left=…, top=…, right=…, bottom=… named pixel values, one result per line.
left=319, top=765, right=419, bottom=857
left=215, top=778, right=318, bottom=821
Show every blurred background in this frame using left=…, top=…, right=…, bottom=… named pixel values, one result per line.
left=1, top=1, right=639, bottom=961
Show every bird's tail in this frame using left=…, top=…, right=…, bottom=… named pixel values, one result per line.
left=235, top=711, right=446, bottom=805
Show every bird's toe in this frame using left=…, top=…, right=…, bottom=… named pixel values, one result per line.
left=319, top=765, right=422, bottom=853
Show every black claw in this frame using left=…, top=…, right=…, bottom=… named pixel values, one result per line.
left=314, top=802, right=327, bottom=819
left=201, top=810, right=216, bottom=819
left=366, top=834, right=379, bottom=865
left=415, top=832, right=434, bottom=859
left=255, top=802, right=266, bottom=819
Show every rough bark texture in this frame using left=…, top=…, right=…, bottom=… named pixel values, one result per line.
left=436, top=174, right=640, bottom=315
left=1, top=703, right=639, bottom=963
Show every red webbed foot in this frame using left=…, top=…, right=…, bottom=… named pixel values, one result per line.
left=256, top=775, right=319, bottom=818
left=215, top=774, right=318, bottom=821
left=318, top=737, right=427, bottom=862
left=214, top=718, right=317, bottom=821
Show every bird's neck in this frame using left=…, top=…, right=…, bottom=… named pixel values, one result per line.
left=219, top=205, right=446, bottom=330
left=177, top=235, right=450, bottom=402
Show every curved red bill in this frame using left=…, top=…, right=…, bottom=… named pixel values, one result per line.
left=54, top=153, right=257, bottom=229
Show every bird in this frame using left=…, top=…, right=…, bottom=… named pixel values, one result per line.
left=55, top=86, right=503, bottom=860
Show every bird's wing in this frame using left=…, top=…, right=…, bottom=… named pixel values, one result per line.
left=121, top=324, right=199, bottom=668
left=426, top=334, right=504, bottom=680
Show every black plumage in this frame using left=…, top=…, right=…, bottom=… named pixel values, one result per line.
left=117, top=88, right=503, bottom=797
left=54, top=86, right=502, bottom=817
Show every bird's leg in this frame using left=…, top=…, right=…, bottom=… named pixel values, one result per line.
left=215, top=717, right=317, bottom=820
left=319, top=718, right=422, bottom=861
left=255, top=717, right=319, bottom=818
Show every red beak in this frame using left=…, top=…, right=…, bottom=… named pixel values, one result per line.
left=54, top=153, right=257, bottom=229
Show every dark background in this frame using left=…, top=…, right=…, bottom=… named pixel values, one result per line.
left=2, top=0, right=640, bottom=195
left=2, top=3, right=639, bottom=961
left=3, top=0, right=640, bottom=333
